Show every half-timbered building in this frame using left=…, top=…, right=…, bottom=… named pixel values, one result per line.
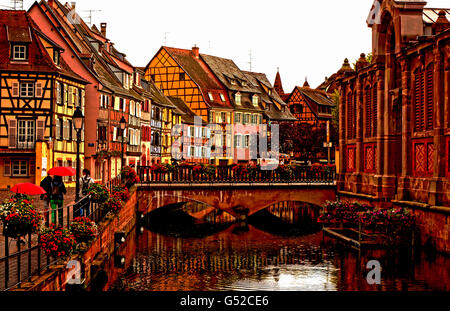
left=335, top=0, right=450, bottom=252
left=0, top=10, right=87, bottom=188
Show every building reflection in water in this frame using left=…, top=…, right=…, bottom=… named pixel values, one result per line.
left=111, top=201, right=450, bottom=291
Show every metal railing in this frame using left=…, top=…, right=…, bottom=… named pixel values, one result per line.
left=137, top=165, right=336, bottom=184
left=0, top=178, right=120, bottom=291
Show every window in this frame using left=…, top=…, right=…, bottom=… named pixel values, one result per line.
left=12, top=45, right=27, bottom=61
left=244, top=135, right=250, bottom=148
left=179, top=73, right=185, bottom=80
left=243, top=114, right=249, bottom=124
left=346, top=92, right=356, bottom=139
left=234, top=134, right=242, bottom=148
left=20, top=82, right=34, bottom=98
left=235, top=93, right=241, bottom=105
left=413, top=139, right=434, bottom=176
left=252, top=95, right=259, bottom=107
left=208, top=92, right=214, bottom=101
left=251, top=115, right=257, bottom=124
left=220, top=93, right=225, bottom=102
left=365, top=84, right=378, bottom=138
left=53, top=50, right=60, bottom=65
left=17, top=120, right=35, bottom=149
left=12, top=160, right=28, bottom=176
left=230, top=79, right=237, bottom=85
left=221, top=112, right=226, bottom=123
left=235, top=113, right=241, bottom=124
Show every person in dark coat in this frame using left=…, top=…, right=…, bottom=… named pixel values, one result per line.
left=40, top=174, right=53, bottom=226
left=50, top=176, right=66, bottom=225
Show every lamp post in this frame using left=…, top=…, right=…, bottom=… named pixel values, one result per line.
left=120, top=116, right=126, bottom=169
left=73, top=106, right=84, bottom=203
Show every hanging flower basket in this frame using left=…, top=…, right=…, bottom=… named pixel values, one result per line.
left=104, top=195, right=124, bottom=214
left=86, top=183, right=110, bottom=204
left=39, top=225, right=76, bottom=259
left=0, top=198, right=42, bottom=238
left=111, top=185, right=130, bottom=202
left=69, top=217, right=98, bottom=244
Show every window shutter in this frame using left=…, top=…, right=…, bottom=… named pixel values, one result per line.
left=425, top=65, right=434, bottom=131
left=4, top=159, right=11, bottom=176
left=12, top=82, right=19, bottom=97
left=365, top=87, right=371, bottom=138
left=56, top=119, right=61, bottom=140
left=414, top=70, right=425, bottom=132
left=123, top=99, right=126, bottom=112
left=81, top=90, right=85, bottom=107
left=8, top=119, right=17, bottom=148
left=37, top=120, right=45, bottom=141
left=68, top=86, right=73, bottom=106
left=56, top=82, right=61, bottom=104
left=74, top=88, right=79, bottom=107
left=373, top=84, right=378, bottom=137
left=36, top=82, right=43, bottom=97
left=113, top=127, right=117, bottom=141
left=63, top=84, right=68, bottom=105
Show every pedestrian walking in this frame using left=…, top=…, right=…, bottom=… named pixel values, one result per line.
left=78, top=169, right=95, bottom=217
left=40, top=174, right=53, bottom=226
left=50, top=176, right=66, bottom=225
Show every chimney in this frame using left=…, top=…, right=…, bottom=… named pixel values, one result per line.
left=100, top=23, right=107, bottom=37
left=48, top=0, right=55, bottom=7
left=192, top=45, right=199, bottom=58
left=71, top=2, right=76, bottom=11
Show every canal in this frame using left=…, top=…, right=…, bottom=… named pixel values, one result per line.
left=109, top=201, right=449, bottom=291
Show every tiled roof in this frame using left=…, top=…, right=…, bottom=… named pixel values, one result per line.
left=168, top=96, right=207, bottom=124
left=0, top=10, right=87, bottom=83
left=163, top=47, right=232, bottom=109
left=201, top=54, right=261, bottom=94
left=43, top=0, right=141, bottom=100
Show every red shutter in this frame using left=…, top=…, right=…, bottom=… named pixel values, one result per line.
left=37, top=120, right=45, bottom=141
left=372, top=84, right=378, bottom=137
left=365, top=87, right=372, bottom=138
left=36, top=82, right=43, bottom=97
left=12, top=82, right=19, bottom=97
left=414, top=70, right=425, bottom=132
left=425, top=65, right=434, bottom=131
left=3, top=159, right=11, bottom=176
left=8, top=119, right=17, bottom=148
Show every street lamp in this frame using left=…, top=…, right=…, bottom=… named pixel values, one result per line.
left=120, top=116, right=126, bottom=169
left=73, top=106, right=84, bottom=204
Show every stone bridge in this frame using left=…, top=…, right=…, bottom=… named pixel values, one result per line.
left=136, top=183, right=336, bottom=217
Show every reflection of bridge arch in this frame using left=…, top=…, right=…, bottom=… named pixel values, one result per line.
left=137, top=185, right=336, bottom=217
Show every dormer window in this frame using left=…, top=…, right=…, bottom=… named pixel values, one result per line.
left=53, top=50, right=60, bottom=66
left=235, top=93, right=241, bottom=105
left=12, top=45, right=27, bottom=61
left=241, top=80, right=247, bottom=86
left=252, top=95, right=259, bottom=107
left=230, top=79, right=237, bottom=85
left=208, top=92, right=214, bottom=101
left=219, top=93, right=225, bottom=102
left=268, top=89, right=272, bottom=96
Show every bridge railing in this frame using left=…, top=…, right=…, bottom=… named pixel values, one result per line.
left=137, top=165, right=336, bottom=184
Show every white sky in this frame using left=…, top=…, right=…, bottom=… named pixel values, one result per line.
left=6, top=0, right=450, bottom=91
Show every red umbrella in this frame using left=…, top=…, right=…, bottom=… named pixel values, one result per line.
left=11, top=183, right=46, bottom=196
left=47, top=167, right=76, bottom=177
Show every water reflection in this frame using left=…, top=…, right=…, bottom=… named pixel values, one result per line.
left=111, top=201, right=450, bottom=291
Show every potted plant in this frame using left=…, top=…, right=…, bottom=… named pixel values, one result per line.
left=104, top=194, right=124, bottom=214
left=121, top=166, right=140, bottom=188
left=111, top=184, right=130, bottom=202
left=69, top=217, right=98, bottom=244
left=39, top=225, right=76, bottom=260
left=0, top=198, right=42, bottom=238
left=86, top=183, right=110, bottom=205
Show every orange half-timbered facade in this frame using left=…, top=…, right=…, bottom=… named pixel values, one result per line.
left=0, top=10, right=87, bottom=189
